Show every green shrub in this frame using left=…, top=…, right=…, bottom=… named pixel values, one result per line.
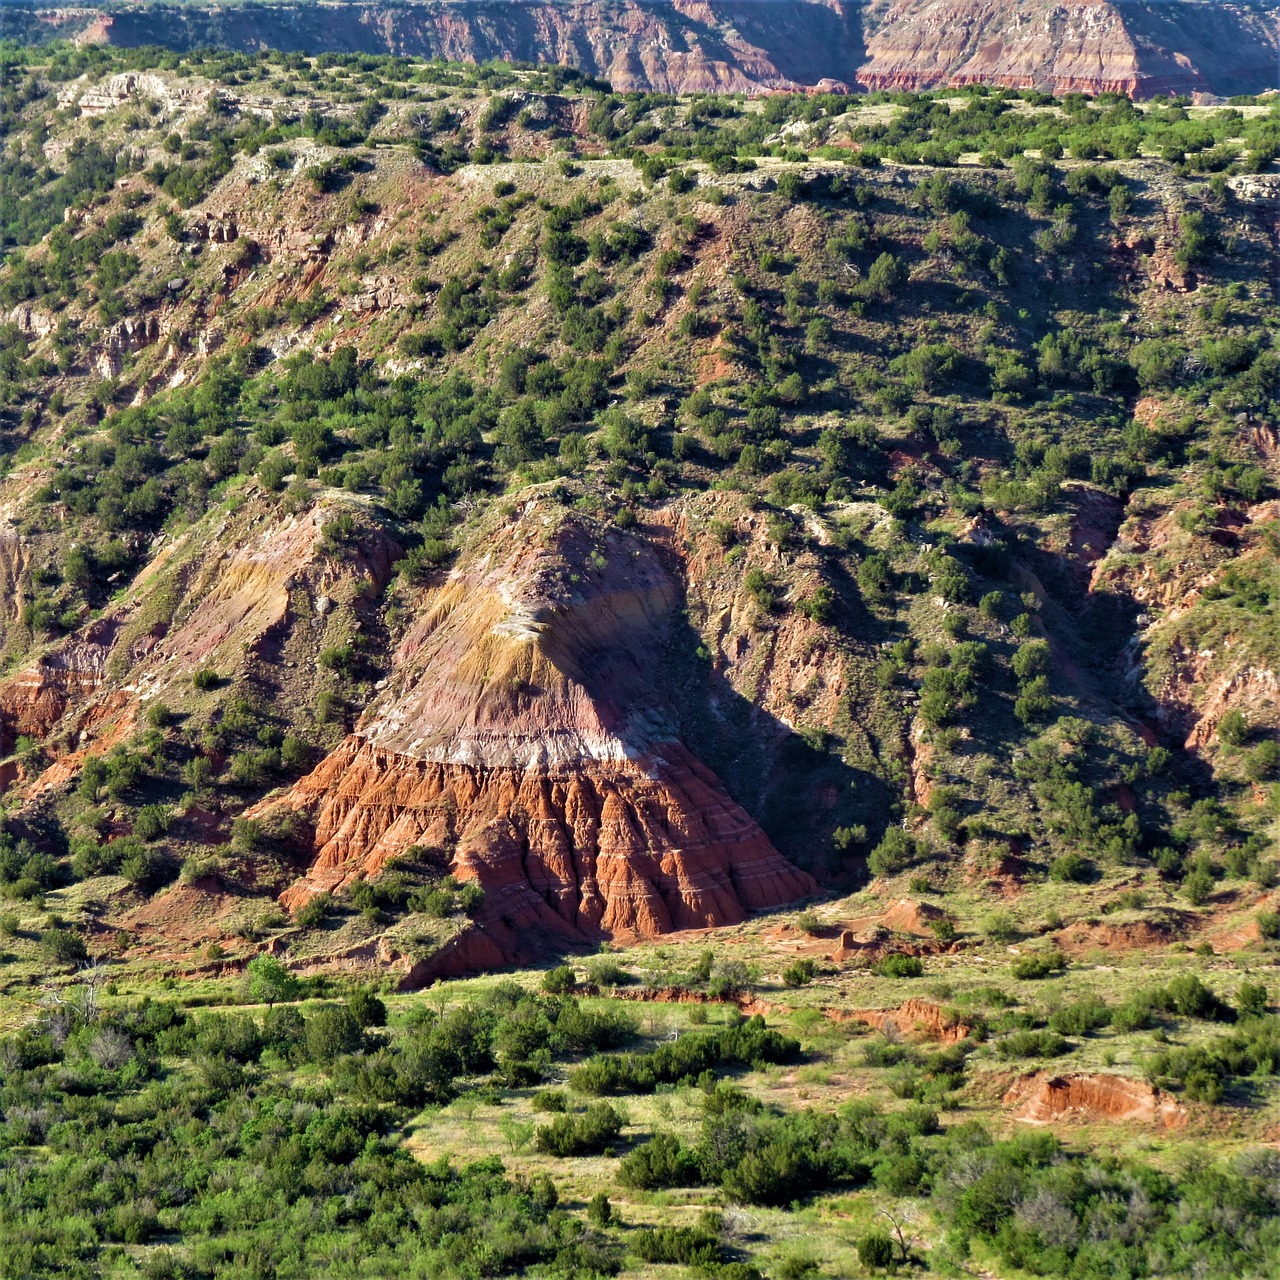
left=348, top=987, right=387, bottom=1028
left=1111, top=997, right=1157, bottom=1034
left=1238, top=983, right=1269, bottom=1019
left=1183, top=868, right=1215, bottom=905
left=41, top=928, right=87, bottom=964
left=1048, top=997, right=1110, bottom=1036
left=133, top=804, right=170, bottom=842
left=868, top=827, right=916, bottom=877
left=1218, top=710, right=1249, bottom=747
left=633, top=1225, right=722, bottom=1267
left=319, top=644, right=359, bottom=678
left=120, top=844, right=170, bottom=888
left=997, top=1029, right=1069, bottom=1058
left=568, top=1017, right=797, bottom=1096
left=857, top=1232, right=895, bottom=1269
left=542, top=964, right=577, bottom=994
left=982, top=911, right=1020, bottom=943
left=1049, top=852, right=1092, bottom=882
left=585, top=957, right=635, bottom=987
left=295, top=893, right=332, bottom=930
left=618, top=1132, right=701, bottom=1189
left=305, top=1005, right=364, bottom=1064
left=534, top=1102, right=623, bottom=1156
left=1011, top=950, right=1066, bottom=980
left=794, top=911, right=824, bottom=936
left=1245, top=740, right=1280, bottom=782
left=586, top=1192, right=611, bottom=1226
left=782, top=958, right=818, bottom=987
left=873, top=953, right=924, bottom=979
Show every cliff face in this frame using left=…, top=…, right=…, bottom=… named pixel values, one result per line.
left=59, top=0, right=1279, bottom=98
left=262, top=499, right=815, bottom=959
left=81, top=0, right=866, bottom=95
left=856, top=0, right=1280, bottom=98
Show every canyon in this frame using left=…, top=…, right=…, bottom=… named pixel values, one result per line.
left=21, top=0, right=1280, bottom=98
left=0, top=50, right=1276, bottom=993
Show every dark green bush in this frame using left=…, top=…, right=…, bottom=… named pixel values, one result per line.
left=534, top=1102, right=624, bottom=1156
left=1011, top=950, right=1066, bottom=980
left=618, top=1132, right=701, bottom=1189
left=873, top=953, right=924, bottom=978
left=40, top=927, right=87, bottom=964
left=997, top=1029, right=1069, bottom=1059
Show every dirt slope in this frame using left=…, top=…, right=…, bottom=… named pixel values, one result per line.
left=257, top=497, right=816, bottom=962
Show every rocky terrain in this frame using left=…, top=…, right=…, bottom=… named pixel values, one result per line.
left=17, top=0, right=1280, bottom=98
left=0, top=47, right=1277, bottom=994
left=2, top=46, right=1280, bottom=1280
left=260, top=499, right=818, bottom=969
left=857, top=0, right=1280, bottom=98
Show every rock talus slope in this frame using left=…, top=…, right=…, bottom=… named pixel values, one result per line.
left=262, top=500, right=815, bottom=962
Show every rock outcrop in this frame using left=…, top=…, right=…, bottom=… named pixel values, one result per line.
left=264, top=499, right=815, bottom=961
left=857, top=0, right=1279, bottom=98
left=61, top=0, right=868, bottom=96
left=0, top=495, right=401, bottom=795
left=37, top=0, right=1280, bottom=98
left=1006, top=1072, right=1188, bottom=1127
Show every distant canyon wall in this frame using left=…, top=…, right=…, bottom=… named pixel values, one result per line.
left=18, top=1, right=1280, bottom=100
left=856, top=0, right=1280, bottom=100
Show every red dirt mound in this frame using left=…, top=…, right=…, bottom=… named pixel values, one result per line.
left=1054, top=915, right=1186, bottom=954
left=835, top=999, right=973, bottom=1044
left=265, top=505, right=814, bottom=965
left=115, top=877, right=243, bottom=957
left=1005, top=1072, right=1188, bottom=1127
left=878, top=897, right=946, bottom=935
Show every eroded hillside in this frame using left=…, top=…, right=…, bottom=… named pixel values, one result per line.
left=0, top=48, right=1278, bottom=987
left=19, top=0, right=1280, bottom=98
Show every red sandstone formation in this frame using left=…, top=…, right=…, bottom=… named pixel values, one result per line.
left=47, top=0, right=1279, bottom=99
left=1006, top=1072, right=1188, bottom=1127
left=836, top=998, right=973, bottom=1043
left=857, top=0, right=1279, bottom=98
left=264, top=501, right=815, bottom=962
left=78, top=0, right=868, bottom=96
left=1054, top=912, right=1187, bottom=954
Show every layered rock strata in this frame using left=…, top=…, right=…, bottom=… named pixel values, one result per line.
left=47, top=0, right=1280, bottom=98
left=267, top=502, right=815, bottom=958
left=68, top=0, right=867, bottom=96
left=857, top=0, right=1279, bottom=98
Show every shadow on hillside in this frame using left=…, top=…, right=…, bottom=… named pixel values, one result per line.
left=659, top=564, right=895, bottom=890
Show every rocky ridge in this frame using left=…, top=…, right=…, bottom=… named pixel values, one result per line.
left=259, top=498, right=817, bottom=964
left=857, top=0, right=1280, bottom=98
left=28, top=0, right=1280, bottom=98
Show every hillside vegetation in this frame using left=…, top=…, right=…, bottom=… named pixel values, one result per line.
left=1, top=43, right=1280, bottom=1279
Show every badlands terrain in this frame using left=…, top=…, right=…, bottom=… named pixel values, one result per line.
left=14, top=0, right=1280, bottom=99
left=0, top=39, right=1279, bottom=1279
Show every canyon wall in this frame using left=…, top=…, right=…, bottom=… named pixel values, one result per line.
left=33, top=0, right=1280, bottom=98
left=856, top=0, right=1280, bottom=99
left=67, top=0, right=867, bottom=95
